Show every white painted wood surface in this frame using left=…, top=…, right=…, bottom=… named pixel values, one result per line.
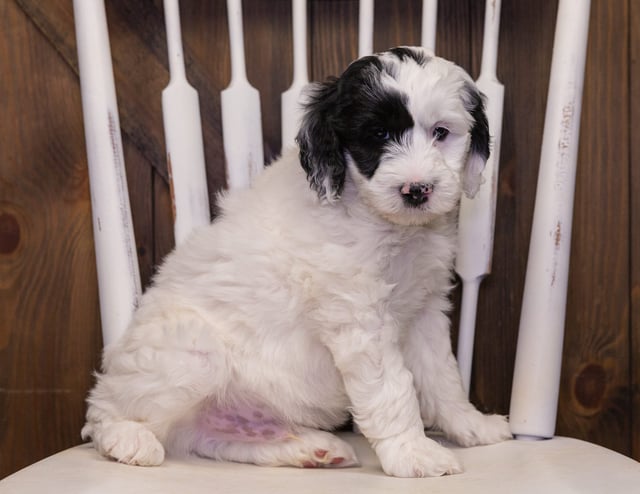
left=73, top=0, right=141, bottom=348
left=281, top=0, right=309, bottom=149
left=3, top=433, right=640, bottom=493
left=221, top=0, right=264, bottom=190
left=421, top=0, right=438, bottom=53
left=162, top=0, right=211, bottom=245
left=510, top=0, right=592, bottom=439
left=455, top=0, right=504, bottom=396
left=358, top=0, right=374, bottom=57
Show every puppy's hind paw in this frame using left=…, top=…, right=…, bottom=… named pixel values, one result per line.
left=292, top=430, right=360, bottom=469
left=450, top=413, right=512, bottom=447
left=479, top=413, right=512, bottom=445
left=200, top=428, right=360, bottom=469
left=94, top=421, right=165, bottom=466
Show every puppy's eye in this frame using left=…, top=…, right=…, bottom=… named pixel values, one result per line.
left=373, top=128, right=391, bottom=141
left=433, top=127, right=450, bottom=141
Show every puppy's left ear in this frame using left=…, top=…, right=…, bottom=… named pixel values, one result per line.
left=462, top=84, right=491, bottom=199
left=296, top=79, right=347, bottom=202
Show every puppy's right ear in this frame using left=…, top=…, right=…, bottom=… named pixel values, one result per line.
left=296, top=79, right=346, bottom=202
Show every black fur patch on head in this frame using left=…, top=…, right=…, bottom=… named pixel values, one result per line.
left=340, top=85, right=414, bottom=179
left=297, top=78, right=346, bottom=199
left=296, top=55, right=414, bottom=198
left=464, top=83, right=490, bottom=162
left=388, top=46, right=429, bottom=66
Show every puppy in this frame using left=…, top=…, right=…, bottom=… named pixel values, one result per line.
left=82, top=46, right=511, bottom=478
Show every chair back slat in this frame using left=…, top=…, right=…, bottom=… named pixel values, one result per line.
left=73, top=0, right=142, bottom=347
left=281, top=0, right=310, bottom=149
left=162, top=0, right=211, bottom=245
left=221, top=0, right=264, bottom=190
left=421, top=0, right=438, bottom=53
left=510, top=0, right=591, bottom=439
left=358, top=0, right=374, bottom=57
left=455, top=0, right=505, bottom=396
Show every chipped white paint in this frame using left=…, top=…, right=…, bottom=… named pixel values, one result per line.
left=510, top=0, right=591, bottom=439
left=73, top=0, right=142, bottom=347
left=162, top=0, right=211, bottom=245
left=455, top=0, right=504, bottom=395
left=281, top=0, right=309, bottom=149
left=222, top=0, right=264, bottom=190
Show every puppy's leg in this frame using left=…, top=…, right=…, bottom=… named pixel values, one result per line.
left=172, top=400, right=358, bottom=468
left=192, top=427, right=359, bottom=468
left=321, top=321, right=463, bottom=478
left=83, top=315, right=229, bottom=466
left=402, top=303, right=512, bottom=447
left=84, top=418, right=166, bottom=466
left=84, top=373, right=197, bottom=466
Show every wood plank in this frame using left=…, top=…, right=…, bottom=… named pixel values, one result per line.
left=630, top=0, right=640, bottom=461
left=173, top=0, right=228, bottom=198
left=555, top=0, right=631, bottom=455
left=124, top=141, right=156, bottom=289
left=308, top=0, right=359, bottom=82
left=153, top=169, right=176, bottom=271
left=373, top=0, right=422, bottom=53
left=244, top=0, right=293, bottom=162
left=108, top=0, right=225, bottom=195
left=0, top=0, right=101, bottom=476
left=14, top=0, right=163, bottom=182
left=15, top=0, right=228, bottom=199
left=14, top=0, right=176, bottom=284
left=436, top=0, right=474, bottom=69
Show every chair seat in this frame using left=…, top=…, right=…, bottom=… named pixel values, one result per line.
left=1, top=433, right=639, bottom=493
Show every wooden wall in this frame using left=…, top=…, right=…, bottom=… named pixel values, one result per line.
left=1, top=0, right=638, bottom=478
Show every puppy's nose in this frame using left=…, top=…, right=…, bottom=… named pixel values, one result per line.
left=400, top=182, right=433, bottom=206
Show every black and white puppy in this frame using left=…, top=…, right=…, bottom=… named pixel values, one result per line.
left=83, top=46, right=511, bottom=478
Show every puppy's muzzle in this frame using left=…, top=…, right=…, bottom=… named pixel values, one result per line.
left=400, top=182, right=434, bottom=207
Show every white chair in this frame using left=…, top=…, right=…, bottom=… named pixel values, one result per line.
left=1, top=0, right=639, bottom=492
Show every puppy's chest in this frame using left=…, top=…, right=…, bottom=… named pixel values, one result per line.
left=380, top=234, right=453, bottom=316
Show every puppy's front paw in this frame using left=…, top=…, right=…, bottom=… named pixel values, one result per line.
left=375, top=433, right=463, bottom=478
left=448, top=413, right=512, bottom=447
left=95, top=421, right=165, bottom=466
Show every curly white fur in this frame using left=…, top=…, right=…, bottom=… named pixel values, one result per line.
left=82, top=47, right=511, bottom=478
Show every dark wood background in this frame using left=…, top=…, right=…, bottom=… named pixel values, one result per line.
left=1, top=0, right=638, bottom=478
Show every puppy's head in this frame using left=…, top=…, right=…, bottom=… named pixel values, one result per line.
left=297, top=46, right=489, bottom=226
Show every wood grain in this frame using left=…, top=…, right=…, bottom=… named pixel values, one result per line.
left=0, top=0, right=101, bottom=476
left=308, top=0, right=359, bottom=82
left=556, top=0, right=631, bottom=454
left=630, top=0, right=640, bottom=461
left=1, top=0, right=638, bottom=478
